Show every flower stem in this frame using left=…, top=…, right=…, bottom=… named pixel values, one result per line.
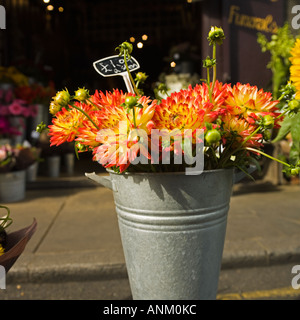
left=87, top=98, right=101, bottom=109
left=70, top=102, right=100, bottom=130
left=132, top=108, right=137, bottom=128
left=123, top=53, right=139, bottom=96
left=212, top=43, right=217, bottom=91
left=240, top=126, right=261, bottom=147
left=246, top=147, right=291, bottom=167
left=217, top=139, right=236, bottom=167
left=207, top=68, right=212, bottom=103
left=209, top=146, right=219, bottom=166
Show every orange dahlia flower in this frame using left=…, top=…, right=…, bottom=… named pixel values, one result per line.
left=222, top=114, right=263, bottom=148
left=93, top=92, right=157, bottom=172
left=225, top=83, right=280, bottom=125
left=49, top=102, right=97, bottom=146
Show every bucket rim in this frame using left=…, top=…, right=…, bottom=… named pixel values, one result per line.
left=106, top=167, right=235, bottom=177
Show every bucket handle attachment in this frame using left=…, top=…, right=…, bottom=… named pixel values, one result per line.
left=85, top=172, right=117, bottom=192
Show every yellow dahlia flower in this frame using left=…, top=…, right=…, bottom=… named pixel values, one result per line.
left=225, top=83, right=280, bottom=124
left=290, top=38, right=300, bottom=99
left=0, top=244, right=5, bottom=256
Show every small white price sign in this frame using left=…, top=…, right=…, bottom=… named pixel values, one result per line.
left=93, top=55, right=140, bottom=93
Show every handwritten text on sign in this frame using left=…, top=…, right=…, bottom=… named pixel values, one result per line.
left=93, top=55, right=140, bottom=77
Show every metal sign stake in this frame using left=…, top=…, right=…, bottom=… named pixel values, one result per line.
left=122, top=72, right=135, bottom=94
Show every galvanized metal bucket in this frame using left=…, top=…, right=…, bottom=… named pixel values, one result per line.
left=86, top=168, right=234, bottom=300
left=0, top=170, right=26, bottom=203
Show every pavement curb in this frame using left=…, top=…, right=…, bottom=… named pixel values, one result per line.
left=6, top=248, right=300, bottom=284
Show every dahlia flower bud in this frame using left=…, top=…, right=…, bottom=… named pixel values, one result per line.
left=203, top=56, right=216, bottom=68
left=207, top=26, right=225, bottom=45
left=135, top=72, right=148, bottom=83
left=288, top=99, right=300, bottom=112
left=291, top=168, right=299, bottom=175
left=53, top=89, right=71, bottom=107
left=75, top=141, right=88, bottom=152
left=124, top=96, right=139, bottom=109
left=36, top=121, right=47, bottom=133
left=116, top=41, right=133, bottom=57
left=279, top=82, right=296, bottom=101
left=205, top=129, right=221, bottom=145
left=157, top=83, right=168, bottom=95
left=49, top=101, right=62, bottom=115
left=74, top=88, right=90, bottom=102
left=262, top=115, right=274, bottom=129
left=286, top=160, right=300, bottom=176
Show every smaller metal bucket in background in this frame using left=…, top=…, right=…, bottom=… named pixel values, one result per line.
left=26, top=162, right=39, bottom=182
left=47, top=156, right=61, bottom=178
left=63, top=153, right=75, bottom=175
left=0, top=170, right=26, bottom=202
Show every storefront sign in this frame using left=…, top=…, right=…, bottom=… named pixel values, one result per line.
left=222, top=0, right=285, bottom=88
left=227, top=4, right=279, bottom=33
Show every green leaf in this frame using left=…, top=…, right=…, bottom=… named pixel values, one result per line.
left=272, top=115, right=293, bottom=142
left=74, top=144, right=80, bottom=160
left=290, top=113, right=300, bottom=143
left=290, top=142, right=300, bottom=165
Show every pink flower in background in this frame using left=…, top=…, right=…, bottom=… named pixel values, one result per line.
left=0, top=149, right=6, bottom=161
left=8, top=100, right=25, bottom=116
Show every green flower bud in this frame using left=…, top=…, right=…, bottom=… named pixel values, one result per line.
left=74, top=88, right=90, bottom=102
left=75, top=141, right=88, bottom=152
left=288, top=99, right=300, bottom=112
left=53, top=89, right=71, bottom=107
left=135, top=72, right=148, bottom=83
left=279, top=82, right=296, bottom=100
left=157, top=83, right=168, bottom=94
left=49, top=101, right=62, bottom=115
left=207, top=26, right=225, bottom=45
left=205, top=129, right=221, bottom=145
left=124, top=96, right=139, bottom=109
left=203, top=56, right=216, bottom=69
left=116, top=41, right=133, bottom=57
left=263, top=115, right=274, bottom=129
left=290, top=167, right=300, bottom=176
left=36, top=121, right=47, bottom=133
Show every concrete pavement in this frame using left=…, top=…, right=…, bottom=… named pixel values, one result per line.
left=1, top=166, right=300, bottom=297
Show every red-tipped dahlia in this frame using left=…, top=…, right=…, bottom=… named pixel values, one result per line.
left=152, top=89, right=210, bottom=131
left=224, top=83, right=280, bottom=125
left=92, top=92, right=156, bottom=172
left=49, top=102, right=97, bottom=146
left=222, top=114, right=263, bottom=148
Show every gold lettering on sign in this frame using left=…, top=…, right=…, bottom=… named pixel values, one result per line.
left=228, top=5, right=278, bottom=33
